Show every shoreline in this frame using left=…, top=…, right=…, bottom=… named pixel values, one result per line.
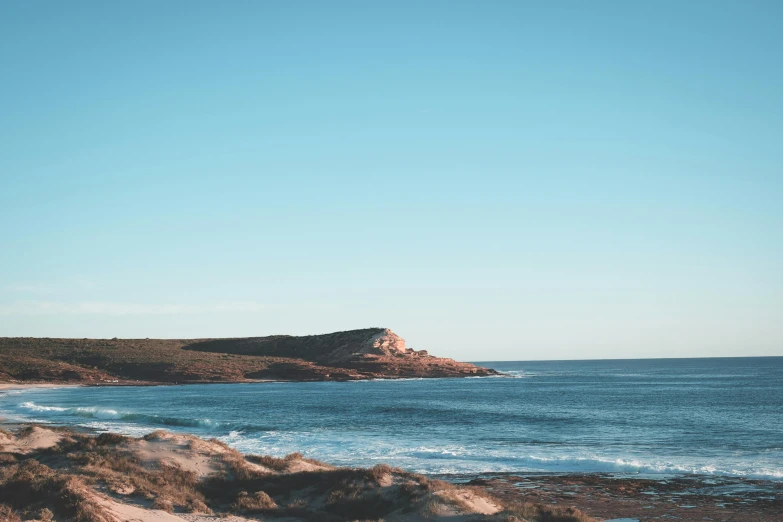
left=2, top=379, right=781, bottom=521
left=2, top=382, right=780, bottom=484
left=0, top=383, right=84, bottom=391
left=0, top=372, right=512, bottom=390
left=461, top=472, right=783, bottom=521
left=1, top=420, right=781, bottom=521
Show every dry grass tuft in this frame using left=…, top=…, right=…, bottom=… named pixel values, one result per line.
left=0, top=454, right=17, bottom=464
left=95, top=432, right=129, bottom=446
left=217, top=447, right=268, bottom=480
left=437, top=489, right=474, bottom=512
left=247, top=453, right=290, bottom=471
left=366, top=463, right=408, bottom=484
left=421, top=498, right=449, bottom=519
left=68, top=446, right=208, bottom=511
left=232, top=490, right=278, bottom=512
left=206, top=437, right=233, bottom=451
left=323, top=476, right=396, bottom=519
left=141, top=430, right=170, bottom=441
left=0, top=504, right=21, bottom=522
left=245, top=451, right=327, bottom=472
left=186, top=498, right=212, bottom=514
left=152, top=497, right=175, bottom=512
left=0, top=460, right=112, bottom=522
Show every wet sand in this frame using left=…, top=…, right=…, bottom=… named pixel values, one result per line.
left=458, top=473, right=783, bottom=521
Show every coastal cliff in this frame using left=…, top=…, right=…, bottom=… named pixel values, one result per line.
left=0, top=328, right=497, bottom=384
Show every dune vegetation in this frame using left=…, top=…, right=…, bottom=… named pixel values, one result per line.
left=0, top=425, right=594, bottom=522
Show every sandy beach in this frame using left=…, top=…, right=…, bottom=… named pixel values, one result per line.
left=0, top=383, right=82, bottom=391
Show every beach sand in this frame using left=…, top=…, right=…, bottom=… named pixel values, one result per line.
left=0, top=383, right=82, bottom=391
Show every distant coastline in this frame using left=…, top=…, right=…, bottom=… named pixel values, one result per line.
left=0, top=328, right=498, bottom=385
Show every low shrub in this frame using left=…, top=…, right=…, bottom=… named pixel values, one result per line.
left=152, top=497, right=174, bottom=512
left=232, top=490, right=277, bottom=512
left=95, top=432, right=129, bottom=446
left=0, top=460, right=112, bottom=522
left=68, top=446, right=206, bottom=511
left=246, top=454, right=289, bottom=471
left=421, top=499, right=448, bottom=519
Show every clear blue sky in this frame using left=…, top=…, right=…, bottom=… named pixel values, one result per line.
left=1, top=1, right=781, bottom=360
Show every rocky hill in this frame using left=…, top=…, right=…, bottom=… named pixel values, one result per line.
left=0, top=328, right=497, bottom=384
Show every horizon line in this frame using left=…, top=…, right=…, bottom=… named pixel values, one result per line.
left=473, top=355, right=783, bottom=363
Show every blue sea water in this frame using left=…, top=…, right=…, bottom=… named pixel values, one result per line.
left=1, top=357, right=781, bottom=479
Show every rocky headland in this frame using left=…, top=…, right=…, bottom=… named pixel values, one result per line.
left=0, top=328, right=498, bottom=385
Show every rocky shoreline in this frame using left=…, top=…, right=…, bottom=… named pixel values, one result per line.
left=460, top=473, right=782, bottom=522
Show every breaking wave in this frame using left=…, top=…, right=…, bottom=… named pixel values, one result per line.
left=201, top=430, right=783, bottom=481
left=17, top=401, right=219, bottom=429
left=4, top=358, right=782, bottom=482
left=405, top=447, right=783, bottom=480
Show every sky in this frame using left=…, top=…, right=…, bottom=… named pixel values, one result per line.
left=1, top=1, right=781, bottom=361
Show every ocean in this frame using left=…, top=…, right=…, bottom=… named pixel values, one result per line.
left=2, top=357, right=781, bottom=480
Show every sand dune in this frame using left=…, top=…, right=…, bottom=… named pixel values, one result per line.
left=0, top=424, right=594, bottom=522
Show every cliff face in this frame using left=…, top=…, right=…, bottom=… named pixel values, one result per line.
left=361, top=328, right=408, bottom=355
left=0, top=328, right=497, bottom=384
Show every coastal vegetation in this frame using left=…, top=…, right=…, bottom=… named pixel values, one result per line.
left=0, top=328, right=496, bottom=384
left=0, top=424, right=596, bottom=522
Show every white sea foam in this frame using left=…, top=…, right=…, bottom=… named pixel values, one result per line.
left=19, top=401, right=68, bottom=412
left=202, top=431, right=783, bottom=480
left=497, top=370, right=534, bottom=378
left=5, top=360, right=781, bottom=483
left=16, top=401, right=218, bottom=429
